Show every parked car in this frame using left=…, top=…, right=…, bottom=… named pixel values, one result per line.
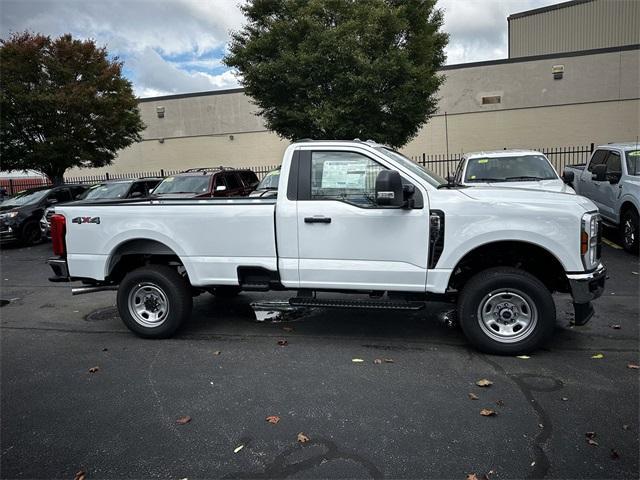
left=46, top=140, right=605, bottom=355
left=451, top=149, right=574, bottom=193
left=152, top=168, right=259, bottom=199
left=249, top=167, right=280, bottom=198
left=40, top=178, right=162, bottom=239
left=564, top=142, right=640, bottom=253
left=0, top=184, right=88, bottom=246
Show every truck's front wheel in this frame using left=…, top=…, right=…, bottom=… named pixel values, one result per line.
left=457, top=267, right=555, bottom=355
left=117, top=265, right=192, bottom=338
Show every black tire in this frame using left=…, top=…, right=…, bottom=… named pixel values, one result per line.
left=620, top=208, right=639, bottom=254
left=457, top=267, right=556, bottom=355
left=117, top=265, right=193, bottom=338
left=209, top=286, right=242, bottom=298
left=21, top=222, right=41, bottom=246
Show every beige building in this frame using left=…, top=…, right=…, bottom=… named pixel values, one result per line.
left=71, top=0, right=640, bottom=176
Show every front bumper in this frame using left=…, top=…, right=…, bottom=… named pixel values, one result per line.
left=566, top=263, right=606, bottom=326
left=567, top=263, right=606, bottom=304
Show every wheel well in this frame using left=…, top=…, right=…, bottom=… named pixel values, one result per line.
left=620, top=201, right=638, bottom=218
left=106, top=239, right=186, bottom=284
left=448, top=241, right=568, bottom=293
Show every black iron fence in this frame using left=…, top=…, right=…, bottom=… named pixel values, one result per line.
left=1, top=143, right=595, bottom=195
left=1, top=164, right=279, bottom=195
left=412, top=143, right=595, bottom=178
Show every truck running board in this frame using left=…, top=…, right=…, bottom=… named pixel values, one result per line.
left=289, top=297, right=425, bottom=310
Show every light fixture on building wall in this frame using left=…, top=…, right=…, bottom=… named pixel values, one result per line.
left=552, top=65, right=564, bottom=80
left=158, top=138, right=164, bottom=144
left=156, top=106, right=165, bottom=118
left=229, top=135, right=234, bottom=141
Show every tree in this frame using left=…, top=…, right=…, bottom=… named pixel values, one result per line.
left=225, top=0, right=448, bottom=147
left=0, top=32, right=144, bottom=183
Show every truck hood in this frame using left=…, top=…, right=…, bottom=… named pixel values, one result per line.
left=459, top=186, right=596, bottom=212
left=479, top=179, right=574, bottom=194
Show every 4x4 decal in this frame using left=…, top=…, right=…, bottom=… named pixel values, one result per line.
left=71, top=216, right=100, bottom=225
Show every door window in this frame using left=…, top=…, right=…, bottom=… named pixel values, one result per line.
left=310, top=151, right=385, bottom=207
left=128, top=182, right=146, bottom=197
left=223, top=173, right=242, bottom=190
left=587, top=150, right=608, bottom=172
left=605, top=151, right=621, bottom=173
left=50, top=188, right=71, bottom=203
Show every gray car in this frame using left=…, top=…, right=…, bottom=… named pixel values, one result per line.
left=564, top=142, right=640, bottom=253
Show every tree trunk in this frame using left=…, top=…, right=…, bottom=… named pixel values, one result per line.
left=44, top=168, right=66, bottom=186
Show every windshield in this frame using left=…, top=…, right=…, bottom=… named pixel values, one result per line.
left=626, top=150, right=640, bottom=176
left=256, top=169, right=280, bottom=190
left=153, top=175, right=210, bottom=194
left=1, top=189, right=49, bottom=207
left=375, top=147, right=446, bottom=187
left=81, top=183, right=131, bottom=200
left=464, top=155, right=558, bottom=183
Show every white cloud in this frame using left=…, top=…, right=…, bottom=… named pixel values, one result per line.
left=1, top=0, right=561, bottom=96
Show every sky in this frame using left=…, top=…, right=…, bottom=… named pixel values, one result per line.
left=1, top=0, right=559, bottom=98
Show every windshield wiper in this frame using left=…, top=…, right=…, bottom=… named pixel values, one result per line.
left=504, top=176, right=545, bottom=181
left=467, top=178, right=507, bottom=183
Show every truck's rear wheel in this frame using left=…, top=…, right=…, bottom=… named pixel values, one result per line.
left=620, top=208, right=639, bottom=254
left=457, top=267, right=555, bottom=355
left=117, top=265, right=192, bottom=338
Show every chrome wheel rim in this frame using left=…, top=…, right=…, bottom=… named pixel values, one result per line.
left=128, top=282, right=169, bottom=328
left=477, top=288, right=537, bottom=343
left=623, top=218, right=635, bottom=247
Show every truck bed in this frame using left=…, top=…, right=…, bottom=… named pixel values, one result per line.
left=56, top=198, right=278, bottom=285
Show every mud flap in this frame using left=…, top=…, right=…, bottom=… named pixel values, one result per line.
left=573, top=301, right=594, bottom=326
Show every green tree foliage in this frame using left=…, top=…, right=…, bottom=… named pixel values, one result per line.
left=225, top=0, right=448, bottom=147
left=0, top=32, right=144, bottom=183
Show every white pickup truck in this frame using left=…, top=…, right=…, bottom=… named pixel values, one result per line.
left=47, top=140, right=606, bottom=354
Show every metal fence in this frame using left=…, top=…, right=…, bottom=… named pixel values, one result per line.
left=412, top=143, right=594, bottom=178
left=1, top=144, right=595, bottom=195
left=0, top=164, right=279, bottom=195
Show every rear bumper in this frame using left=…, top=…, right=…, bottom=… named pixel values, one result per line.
left=47, top=257, right=69, bottom=282
left=566, top=263, right=606, bottom=304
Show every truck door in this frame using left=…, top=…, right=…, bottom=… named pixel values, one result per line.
left=592, top=150, right=622, bottom=222
left=580, top=149, right=607, bottom=199
left=294, top=148, right=429, bottom=292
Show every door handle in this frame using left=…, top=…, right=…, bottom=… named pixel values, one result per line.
left=304, top=216, right=331, bottom=224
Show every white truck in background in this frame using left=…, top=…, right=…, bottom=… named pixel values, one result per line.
left=47, top=140, right=606, bottom=354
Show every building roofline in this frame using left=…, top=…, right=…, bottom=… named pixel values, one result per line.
left=135, top=44, right=639, bottom=102
left=441, top=44, right=639, bottom=70
left=508, top=0, right=593, bottom=21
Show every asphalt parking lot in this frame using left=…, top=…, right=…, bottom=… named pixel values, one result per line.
left=1, top=237, right=638, bottom=479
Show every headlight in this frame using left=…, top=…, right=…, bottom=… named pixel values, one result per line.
left=0, top=211, right=19, bottom=220
left=581, top=212, right=600, bottom=270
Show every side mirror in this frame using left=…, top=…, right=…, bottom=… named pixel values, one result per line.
left=375, top=170, right=404, bottom=208
left=47, top=198, right=58, bottom=205
left=215, top=185, right=227, bottom=192
left=606, top=171, right=621, bottom=184
left=130, top=191, right=143, bottom=198
left=562, top=170, right=575, bottom=184
left=592, top=164, right=607, bottom=182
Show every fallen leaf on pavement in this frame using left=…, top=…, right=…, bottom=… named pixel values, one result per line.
left=88, top=367, right=99, bottom=373
left=213, top=351, right=221, bottom=356
left=516, top=355, right=530, bottom=359
left=297, top=432, right=310, bottom=443
left=561, top=397, right=569, bottom=401
left=233, top=444, right=244, bottom=454
left=587, top=439, right=599, bottom=446
left=265, top=415, right=280, bottom=424
left=622, top=424, right=629, bottom=430
left=466, top=474, right=479, bottom=480
left=484, top=470, right=496, bottom=480
left=102, top=348, right=108, bottom=352
left=176, top=416, right=191, bottom=425
left=384, top=358, right=394, bottom=363
left=480, top=408, right=496, bottom=417
left=591, top=353, right=604, bottom=359
left=609, top=324, right=621, bottom=330
left=585, top=432, right=598, bottom=446
left=277, top=340, right=288, bottom=346
left=627, top=363, right=639, bottom=369
left=538, top=423, right=544, bottom=429
left=74, top=470, right=86, bottom=480
left=352, top=358, right=364, bottom=363
left=282, top=326, right=294, bottom=332
left=476, top=379, right=493, bottom=387
left=610, top=449, right=620, bottom=460
left=495, top=400, right=505, bottom=407
left=468, top=393, right=479, bottom=400
left=373, top=359, right=382, bottom=364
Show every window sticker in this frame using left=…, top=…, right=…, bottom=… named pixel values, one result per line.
left=477, top=159, right=489, bottom=164
left=320, top=160, right=368, bottom=189
left=628, top=151, right=640, bottom=157
left=471, top=175, right=476, bottom=179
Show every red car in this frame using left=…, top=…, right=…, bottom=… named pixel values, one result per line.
left=151, top=167, right=259, bottom=199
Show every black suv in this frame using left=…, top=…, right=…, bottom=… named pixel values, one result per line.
left=152, top=168, right=259, bottom=198
left=0, top=184, right=88, bottom=246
